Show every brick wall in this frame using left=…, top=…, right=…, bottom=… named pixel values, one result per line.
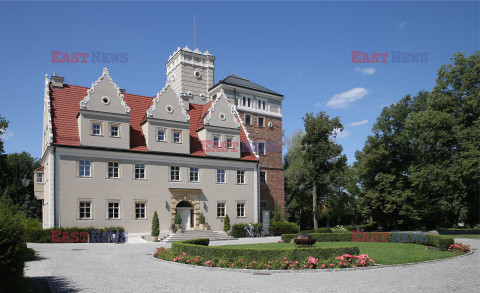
left=239, top=112, right=285, bottom=209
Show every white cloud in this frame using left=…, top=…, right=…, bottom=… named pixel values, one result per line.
left=291, top=72, right=303, bottom=80
left=348, top=119, right=369, bottom=127
left=398, top=22, right=407, bottom=29
left=354, top=67, right=376, bottom=76
left=333, top=128, right=351, bottom=139
left=315, top=101, right=325, bottom=107
left=0, top=130, right=13, bottom=140
left=326, top=87, right=369, bottom=108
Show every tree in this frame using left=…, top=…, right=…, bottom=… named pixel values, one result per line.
left=151, top=211, right=159, bottom=236
left=302, top=112, right=346, bottom=230
left=0, top=114, right=8, bottom=154
left=223, top=214, right=231, bottom=232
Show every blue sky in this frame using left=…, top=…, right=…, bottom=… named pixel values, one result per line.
left=0, top=1, right=478, bottom=163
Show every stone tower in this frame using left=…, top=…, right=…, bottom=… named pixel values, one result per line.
left=165, top=46, right=215, bottom=104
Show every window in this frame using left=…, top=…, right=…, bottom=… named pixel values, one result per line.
left=213, top=135, right=220, bottom=148
left=226, top=137, right=233, bottom=149
left=134, top=164, right=145, bottom=179
left=217, top=202, right=226, bottom=217
left=170, top=166, right=180, bottom=181
left=91, top=122, right=102, bottom=136
left=157, top=128, right=166, bottom=141
left=260, top=171, right=266, bottom=183
left=237, top=202, right=246, bottom=217
left=172, top=130, right=182, bottom=143
left=189, top=167, right=199, bottom=182
left=237, top=170, right=245, bottom=184
left=107, top=161, right=119, bottom=178
left=107, top=201, right=120, bottom=219
left=79, top=160, right=91, bottom=177
left=258, top=117, right=265, bottom=127
left=216, top=169, right=226, bottom=183
left=135, top=202, right=146, bottom=219
left=258, top=142, right=266, bottom=155
left=79, top=201, right=92, bottom=219
left=245, top=114, right=251, bottom=125
left=243, top=96, right=246, bottom=106
left=110, top=124, right=120, bottom=137
left=248, top=98, right=251, bottom=107
left=262, top=100, right=266, bottom=110
left=36, top=173, right=43, bottom=183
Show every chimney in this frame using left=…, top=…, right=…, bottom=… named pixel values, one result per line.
left=51, top=74, right=64, bottom=88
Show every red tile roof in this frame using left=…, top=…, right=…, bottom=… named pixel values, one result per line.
left=49, top=83, right=257, bottom=161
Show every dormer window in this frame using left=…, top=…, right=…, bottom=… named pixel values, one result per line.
left=172, top=130, right=182, bottom=143
left=110, top=124, right=120, bottom=137
left=157, top=128, right=166, bottom=142
left=226, top=137, right=233, bottom=149
left=213, top=135, right=220, bottom=148
left=91, top=122, right=102, bottom=136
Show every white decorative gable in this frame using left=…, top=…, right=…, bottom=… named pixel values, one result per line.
left=79, top=67, right=130, bottom=114
left=146, top=83, right=190, bottom=122
left=203, top=90, right=240, bottom=129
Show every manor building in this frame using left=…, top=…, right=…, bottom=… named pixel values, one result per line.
left=34, top=47, right=284, bottom=233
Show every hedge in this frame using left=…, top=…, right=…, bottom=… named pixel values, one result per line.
left=301, top=222, right=378, bottom=234
left=231, top=223, right=263, bottom=238
left=25, top=226, right=125, bottom=243
left=270, top=221, right=299, bottom=236
left=171, top=240, right=360, bottom=262
left=180, top=238, right=209, bottom=246
left=281, top=232, right=454, bottom=251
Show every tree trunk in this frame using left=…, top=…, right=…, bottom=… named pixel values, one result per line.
left=313, top=181, right=318, bottom=230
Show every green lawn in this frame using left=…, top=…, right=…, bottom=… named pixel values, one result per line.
left=453, top=234, right=480, bottom=239
left=222, top=242, right=462, bottom=265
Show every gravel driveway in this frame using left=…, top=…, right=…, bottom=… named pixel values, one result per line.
left=25, top=237, right=480, bottom=293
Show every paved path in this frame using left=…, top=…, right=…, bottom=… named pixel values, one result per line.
left=25, top=237, right=480, bottom=293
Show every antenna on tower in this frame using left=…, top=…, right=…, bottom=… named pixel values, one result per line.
left=193, top=15, right=196, bottom=49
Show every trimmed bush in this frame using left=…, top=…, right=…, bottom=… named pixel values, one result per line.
left=425, top=235, right=454, bottom=251
left=152, top=211, right=159, bottom=237
left=180, top=238, right=209, bottom=246
left=24, top=226, right=125, bottom=243
left=199, top=213, right=205, bottom=225
left=282, top=233, right=352, bottom=243
left=301, top=223, right=378, bottom=234
left=270, top=221, right=299, bottom=236
left=171, top=240, right=359, bottom=262
left=224, top=214, right=231, bottom=232
left=25, top=248, right=36, bottom=262
left=231, top=223, right=263, bottom=238
left=174, top=213, right=182, bottom=225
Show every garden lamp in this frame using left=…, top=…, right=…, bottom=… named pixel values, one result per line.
left=21, top=175, right=31, bottom=187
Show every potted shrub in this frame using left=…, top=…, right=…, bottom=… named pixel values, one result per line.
left=174, top=213, right=182, bottom=233
left=199, top=213, right=205, bottom=230
left=151, top=211, right=159, bottom=242
left=224, top=214, right=231, bottom=234
left=169, top=222, right=176, bottom=233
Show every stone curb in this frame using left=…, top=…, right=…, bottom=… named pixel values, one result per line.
left=151, top=249, right=475, bottom=274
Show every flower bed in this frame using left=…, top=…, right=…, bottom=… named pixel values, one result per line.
left=448, top=243, right=470, bottom=253
left=154, top=247, right=375, bottom=270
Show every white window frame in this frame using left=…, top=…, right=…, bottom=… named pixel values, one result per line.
left=134, top=163, right=146, bottom=180
left=236, top=170, right=245, bottom=184
left=106, top=200, right=121, bottom=220
left=257, top=141, right=266, bottom=155
left=236, top=201, right=246, bottom=218
left=36, top=172, right=43, bottom=183
left=226, top=136, right=234, bottom=149
left=109, top=123, right=120, bottom=138
left=212, top=135, right=221, bottom=148
left=91, top=121, right=103, bottom=136
left=189, top=167, right=200, bottom=183
left=172, top=129, right=182, bottom=144
left=78, top=199, right=94, bottom=220
left=260, top=171, right=267, bottom=184
left=107, top=161, right=120, bottom=179
left=244, top=114, right=251, bottom=125
left=258, top=116, right=265, bottom=127
left=216, top=169, right=226, bottom=184
left=156, top=128, right=167, bottom=142
left=217, top=202, right=226, bottom=218
left=78, top=160, right=92, bottom=178
left=170, top=166, right=181, bottom=182
left=134, top=200, right=147, bottom=220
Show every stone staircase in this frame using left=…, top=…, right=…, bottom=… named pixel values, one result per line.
left=160, top=230, right=237, bottom=243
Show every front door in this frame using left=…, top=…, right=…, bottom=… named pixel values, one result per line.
left=177, top=208, right=192, bottom=230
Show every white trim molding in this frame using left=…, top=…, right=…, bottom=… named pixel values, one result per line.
left=146, top=83, right=190, bottom=121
